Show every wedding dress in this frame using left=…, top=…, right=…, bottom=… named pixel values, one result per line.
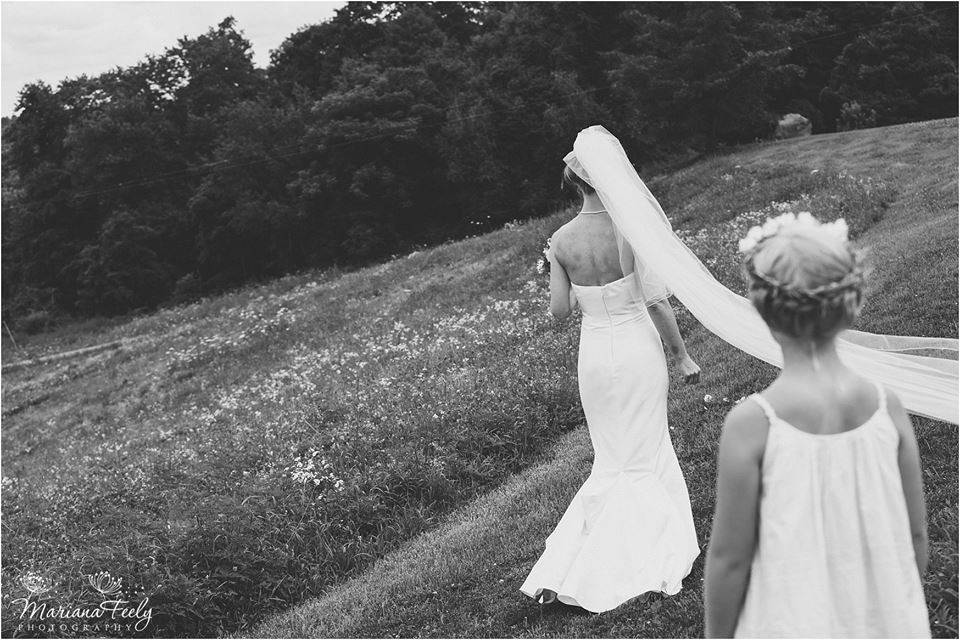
left=519, top=270, right=699, bottom=612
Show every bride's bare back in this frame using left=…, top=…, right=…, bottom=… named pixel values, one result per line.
left=552, top=212, right=631, bottom=286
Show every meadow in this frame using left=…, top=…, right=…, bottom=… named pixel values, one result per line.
left=2, top=118, right=957, bottom=638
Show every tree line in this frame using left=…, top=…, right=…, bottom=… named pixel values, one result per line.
left=3, top=1, right=956, bottom=323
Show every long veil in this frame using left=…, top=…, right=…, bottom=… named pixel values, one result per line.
left=566, top=125, right=959, bottom=425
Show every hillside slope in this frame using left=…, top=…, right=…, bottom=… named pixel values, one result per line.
left=1, top=209, right=581, bottom=635
left=2, top=119, right=957, bottom=638
left=249, top=119, right=959, bottom=638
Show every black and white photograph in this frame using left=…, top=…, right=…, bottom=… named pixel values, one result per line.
left=1, top=1, right=958, bottom=637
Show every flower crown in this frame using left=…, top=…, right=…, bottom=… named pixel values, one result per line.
left=738, top=211, right=849, bottom=254
left=745, top=259, right=864, bottom=298
left=739, top=211, right=864, bottom=298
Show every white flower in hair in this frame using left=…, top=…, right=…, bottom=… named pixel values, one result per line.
left=828, top=218, right=849, bottom=242
left=738, top=211, right=849, bottom=254
left=760, top=217, right=780, bottom=237
left=738, top=225, right=765, bottom=254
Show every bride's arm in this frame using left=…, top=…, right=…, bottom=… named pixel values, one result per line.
left=648, top=300, right=700, bottom=383
left=549, top=243, right=576, bottom=319
left=616, top=228, right=700, bottom=383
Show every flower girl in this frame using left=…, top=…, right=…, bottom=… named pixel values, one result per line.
left=704, top=213, right=930, bottom=638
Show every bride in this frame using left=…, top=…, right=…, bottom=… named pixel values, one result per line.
left=519, top=156, right=702, bottom=612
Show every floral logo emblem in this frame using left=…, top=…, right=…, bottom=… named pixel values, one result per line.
left=86, top=571, right=123, bottom=597
left=20, top=572, right=52, bottom=596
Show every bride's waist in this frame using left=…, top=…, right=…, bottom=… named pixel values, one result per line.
left=579, top=307, right=652, bottom=329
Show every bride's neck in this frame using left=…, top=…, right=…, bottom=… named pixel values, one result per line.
left=580, top=193, right=605, bottom=212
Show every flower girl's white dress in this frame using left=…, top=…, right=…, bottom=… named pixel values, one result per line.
left=736, top=385, right=930, bottom=638
left=520, top=271, right=699, bottom=613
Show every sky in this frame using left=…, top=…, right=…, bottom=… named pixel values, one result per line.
left=1, top=1, right=346, bottom=116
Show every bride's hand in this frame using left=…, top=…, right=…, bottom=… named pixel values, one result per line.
left=678, top=355, right=701, bottom=384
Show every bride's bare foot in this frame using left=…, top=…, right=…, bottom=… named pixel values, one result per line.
left=537, top=593, right=593, bottom=617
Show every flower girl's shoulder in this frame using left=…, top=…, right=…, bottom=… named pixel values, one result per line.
left=719, top=398, right=769, bottom=464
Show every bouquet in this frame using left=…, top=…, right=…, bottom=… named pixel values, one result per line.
left=535, top=237, right=551, bottom=275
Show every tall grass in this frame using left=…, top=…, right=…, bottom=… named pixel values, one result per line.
left=2, top=120, right=957, bottom=638
left=1, top=215, right=588, bottom=636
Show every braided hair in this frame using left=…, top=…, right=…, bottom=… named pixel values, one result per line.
left=743, top=225, right=865, bottom=341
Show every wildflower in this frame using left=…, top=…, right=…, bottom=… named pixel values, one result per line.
left=535, top=238, right=552, bottom=275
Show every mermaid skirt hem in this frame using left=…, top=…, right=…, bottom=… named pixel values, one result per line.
left=519, top=469, right=699, bottom=613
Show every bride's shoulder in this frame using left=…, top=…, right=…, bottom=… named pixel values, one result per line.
left=550, top=220, right=576, bottom=246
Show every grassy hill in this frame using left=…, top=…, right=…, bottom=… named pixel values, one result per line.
left=2, top=118, right=957, bottom=638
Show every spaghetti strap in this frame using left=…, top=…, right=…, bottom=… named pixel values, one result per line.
left=750, top=394, right=778, bottom=425
left=873, top=380, right=887, bottom=414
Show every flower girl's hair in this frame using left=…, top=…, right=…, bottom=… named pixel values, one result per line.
left=740, top=213, right=864, bottom=340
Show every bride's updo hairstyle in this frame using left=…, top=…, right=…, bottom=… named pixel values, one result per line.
left=562, top=164, right=596, bottom=197
left=741, top=214, right=864, bottom=341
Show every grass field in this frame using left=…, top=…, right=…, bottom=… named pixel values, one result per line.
left=2, top=118, right=957, bottom=638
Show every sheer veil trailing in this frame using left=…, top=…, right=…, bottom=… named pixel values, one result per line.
left=565, top=125, right=959, bottom=425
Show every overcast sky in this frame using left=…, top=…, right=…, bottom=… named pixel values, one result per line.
left=1, top=1, right=345, bottom=116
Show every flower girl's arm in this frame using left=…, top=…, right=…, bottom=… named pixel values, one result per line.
left=704, top=401, right=767, bottom=638
left=889, top=390, right=928, bottom=576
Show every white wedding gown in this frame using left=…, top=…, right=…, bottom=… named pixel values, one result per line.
left=520, top=271, right=700, bottom=613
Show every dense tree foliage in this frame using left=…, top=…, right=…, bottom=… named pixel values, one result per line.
left=3, top=2, right=957, bottom=322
